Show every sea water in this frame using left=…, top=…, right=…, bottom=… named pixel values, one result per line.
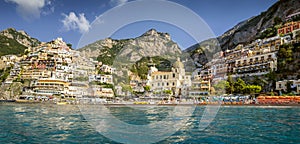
left=0, top=103, right=299, bottom=144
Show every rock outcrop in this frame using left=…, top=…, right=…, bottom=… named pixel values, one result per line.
left=78, top=29, right=182, bottom=64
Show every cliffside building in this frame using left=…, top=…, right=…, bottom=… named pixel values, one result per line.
left=147, top=58, right=191, bottom=97
left=278, top=21, right=300, bottom=35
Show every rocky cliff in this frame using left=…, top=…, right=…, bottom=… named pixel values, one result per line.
left=78, top=29, right=182, bottom=65
left=218, top=0, right=300, bottom=50
left=0, top=28, right=40, bottom=56
left=186, top=0, right=300, bottom=65
left=1, top=28, right=40, bottom=48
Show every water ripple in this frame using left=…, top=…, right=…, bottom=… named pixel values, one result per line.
left=0, top=104, right=299, bottom=144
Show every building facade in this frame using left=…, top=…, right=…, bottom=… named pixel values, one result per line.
left=147, top=58, right=191, bottom=97
left=276, top=79, right=300, bottom=94
left=278, top=21, right=300, bottom=35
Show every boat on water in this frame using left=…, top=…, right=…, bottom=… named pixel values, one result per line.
left=15, top=95, right=40, bottom=103
left=56, top=101, right=68, bottom=105
left=0, top=99, right=16, bottom=102
left=133, top=101, right=150, bottom=105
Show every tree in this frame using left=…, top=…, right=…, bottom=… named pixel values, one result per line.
left=67, top=43, right=72, bottom=49
left=286, top=48, right=293, bottom=62
left=245, top=85, right=262, bottom=94
left=234, top=78, right=246, bottom=94
left=286, top=81, right=293, bottom=93
left=226, top=75, right=234, bottom=94
left=144, top=85, right=151, bottom=92
left=265, top=72, right=277, bottom=92
left=121, top=84, right=132, bottom=92
left=273, top=17, right=282, bottom=25
left=163, top=90, right=172, bottom=95
left=278, top=47, right=287, bottom=58
left=213, top=80, right=226, bottom=95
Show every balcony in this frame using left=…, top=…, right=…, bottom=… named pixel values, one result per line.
left=236, top=63, right=243, bottom=67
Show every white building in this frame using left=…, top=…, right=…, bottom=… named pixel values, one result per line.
left=100, top=64, right=115, bottom=74
left=276, top=79, right=300, bottom=94
left=89, top=74, right=113, bottom=84
left=147, top=58, right=191, bottom=97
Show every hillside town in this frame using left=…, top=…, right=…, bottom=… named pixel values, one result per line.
left=0, top=18, right=300, bottom=105
left=206, top=20, right=300, bottom=95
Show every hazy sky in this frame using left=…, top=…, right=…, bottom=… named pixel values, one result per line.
left=0, top=0, right=277, bottom=49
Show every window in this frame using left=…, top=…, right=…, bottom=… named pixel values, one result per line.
left=167, top=83, right=169, bottom=86
left=157, top=83, right=160, bottom=86
left=173, top=82, right=175, bottom=86
left=268, top=55, right=271, bottom=58
left=173, top=73, right=175, bottom=78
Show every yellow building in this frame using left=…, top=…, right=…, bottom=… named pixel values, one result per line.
left=33, top=78, right=70, bottom=96
left=189, top=79, right=211, bottom=97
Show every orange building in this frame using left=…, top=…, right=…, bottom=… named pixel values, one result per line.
left=277, top=21, right=300, bottom=35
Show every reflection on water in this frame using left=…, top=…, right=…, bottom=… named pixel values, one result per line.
left=79, top=104, right=196, bottom=143
left=108, top=106, right=174, bottom=125
left=0, top=103, right=299, bottom=144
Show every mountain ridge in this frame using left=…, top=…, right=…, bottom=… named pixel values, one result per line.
left=218, top=0, right=300, bottom=50
left=0, top=28, right=40, bottom=56
left=187, top=0, right=300, bottom=65
left=78, top=28, right=182, bottom=65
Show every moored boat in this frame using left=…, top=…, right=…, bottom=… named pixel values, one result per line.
left=0, top=99, right=16, bottom=102
left=15, top=95, right=40, bottom=103
left=56, top=101, right=68, bottom=105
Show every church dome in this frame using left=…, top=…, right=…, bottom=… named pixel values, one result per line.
left=173, top=58, right=184, bottom=69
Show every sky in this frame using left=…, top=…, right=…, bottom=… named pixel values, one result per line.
left=0, top=0, right=278, bottom=49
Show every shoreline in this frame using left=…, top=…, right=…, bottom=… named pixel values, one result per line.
left=1, top=101, right=300, bottom=107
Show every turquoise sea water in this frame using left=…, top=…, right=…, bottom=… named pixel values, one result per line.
left=0, top=103, right=299, bottom=144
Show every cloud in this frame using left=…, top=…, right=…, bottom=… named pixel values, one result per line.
left=42, top=1, right=55, bottom=16
left=61, top=12, right=91, bottom=34
left=109, top=0, right=128, bottom=7
left=5, top=0, right=53, bottom=20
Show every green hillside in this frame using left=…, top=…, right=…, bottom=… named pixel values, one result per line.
left=0, top=28, right=40, bottom=57
left=0, top=35, right=27, bottom=56
left=130, top=56, right=171, bottom=79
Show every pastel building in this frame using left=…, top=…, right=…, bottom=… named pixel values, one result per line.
left=33, top=78, right=70, bottom=96
left=68, top=82, right=89, bottom=98
left=147, top=58, right=191, bottom=97
left=189, top=68, right=212, bottom=97
left=276, top=79, right=300, bottom=94
left=99, top=64, right=115, bottom=74
left=277, top=21, right=300, bottom=35
left=233, top=51, right=277, bottom=76
left=89, top=74, right=113, bottom=84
